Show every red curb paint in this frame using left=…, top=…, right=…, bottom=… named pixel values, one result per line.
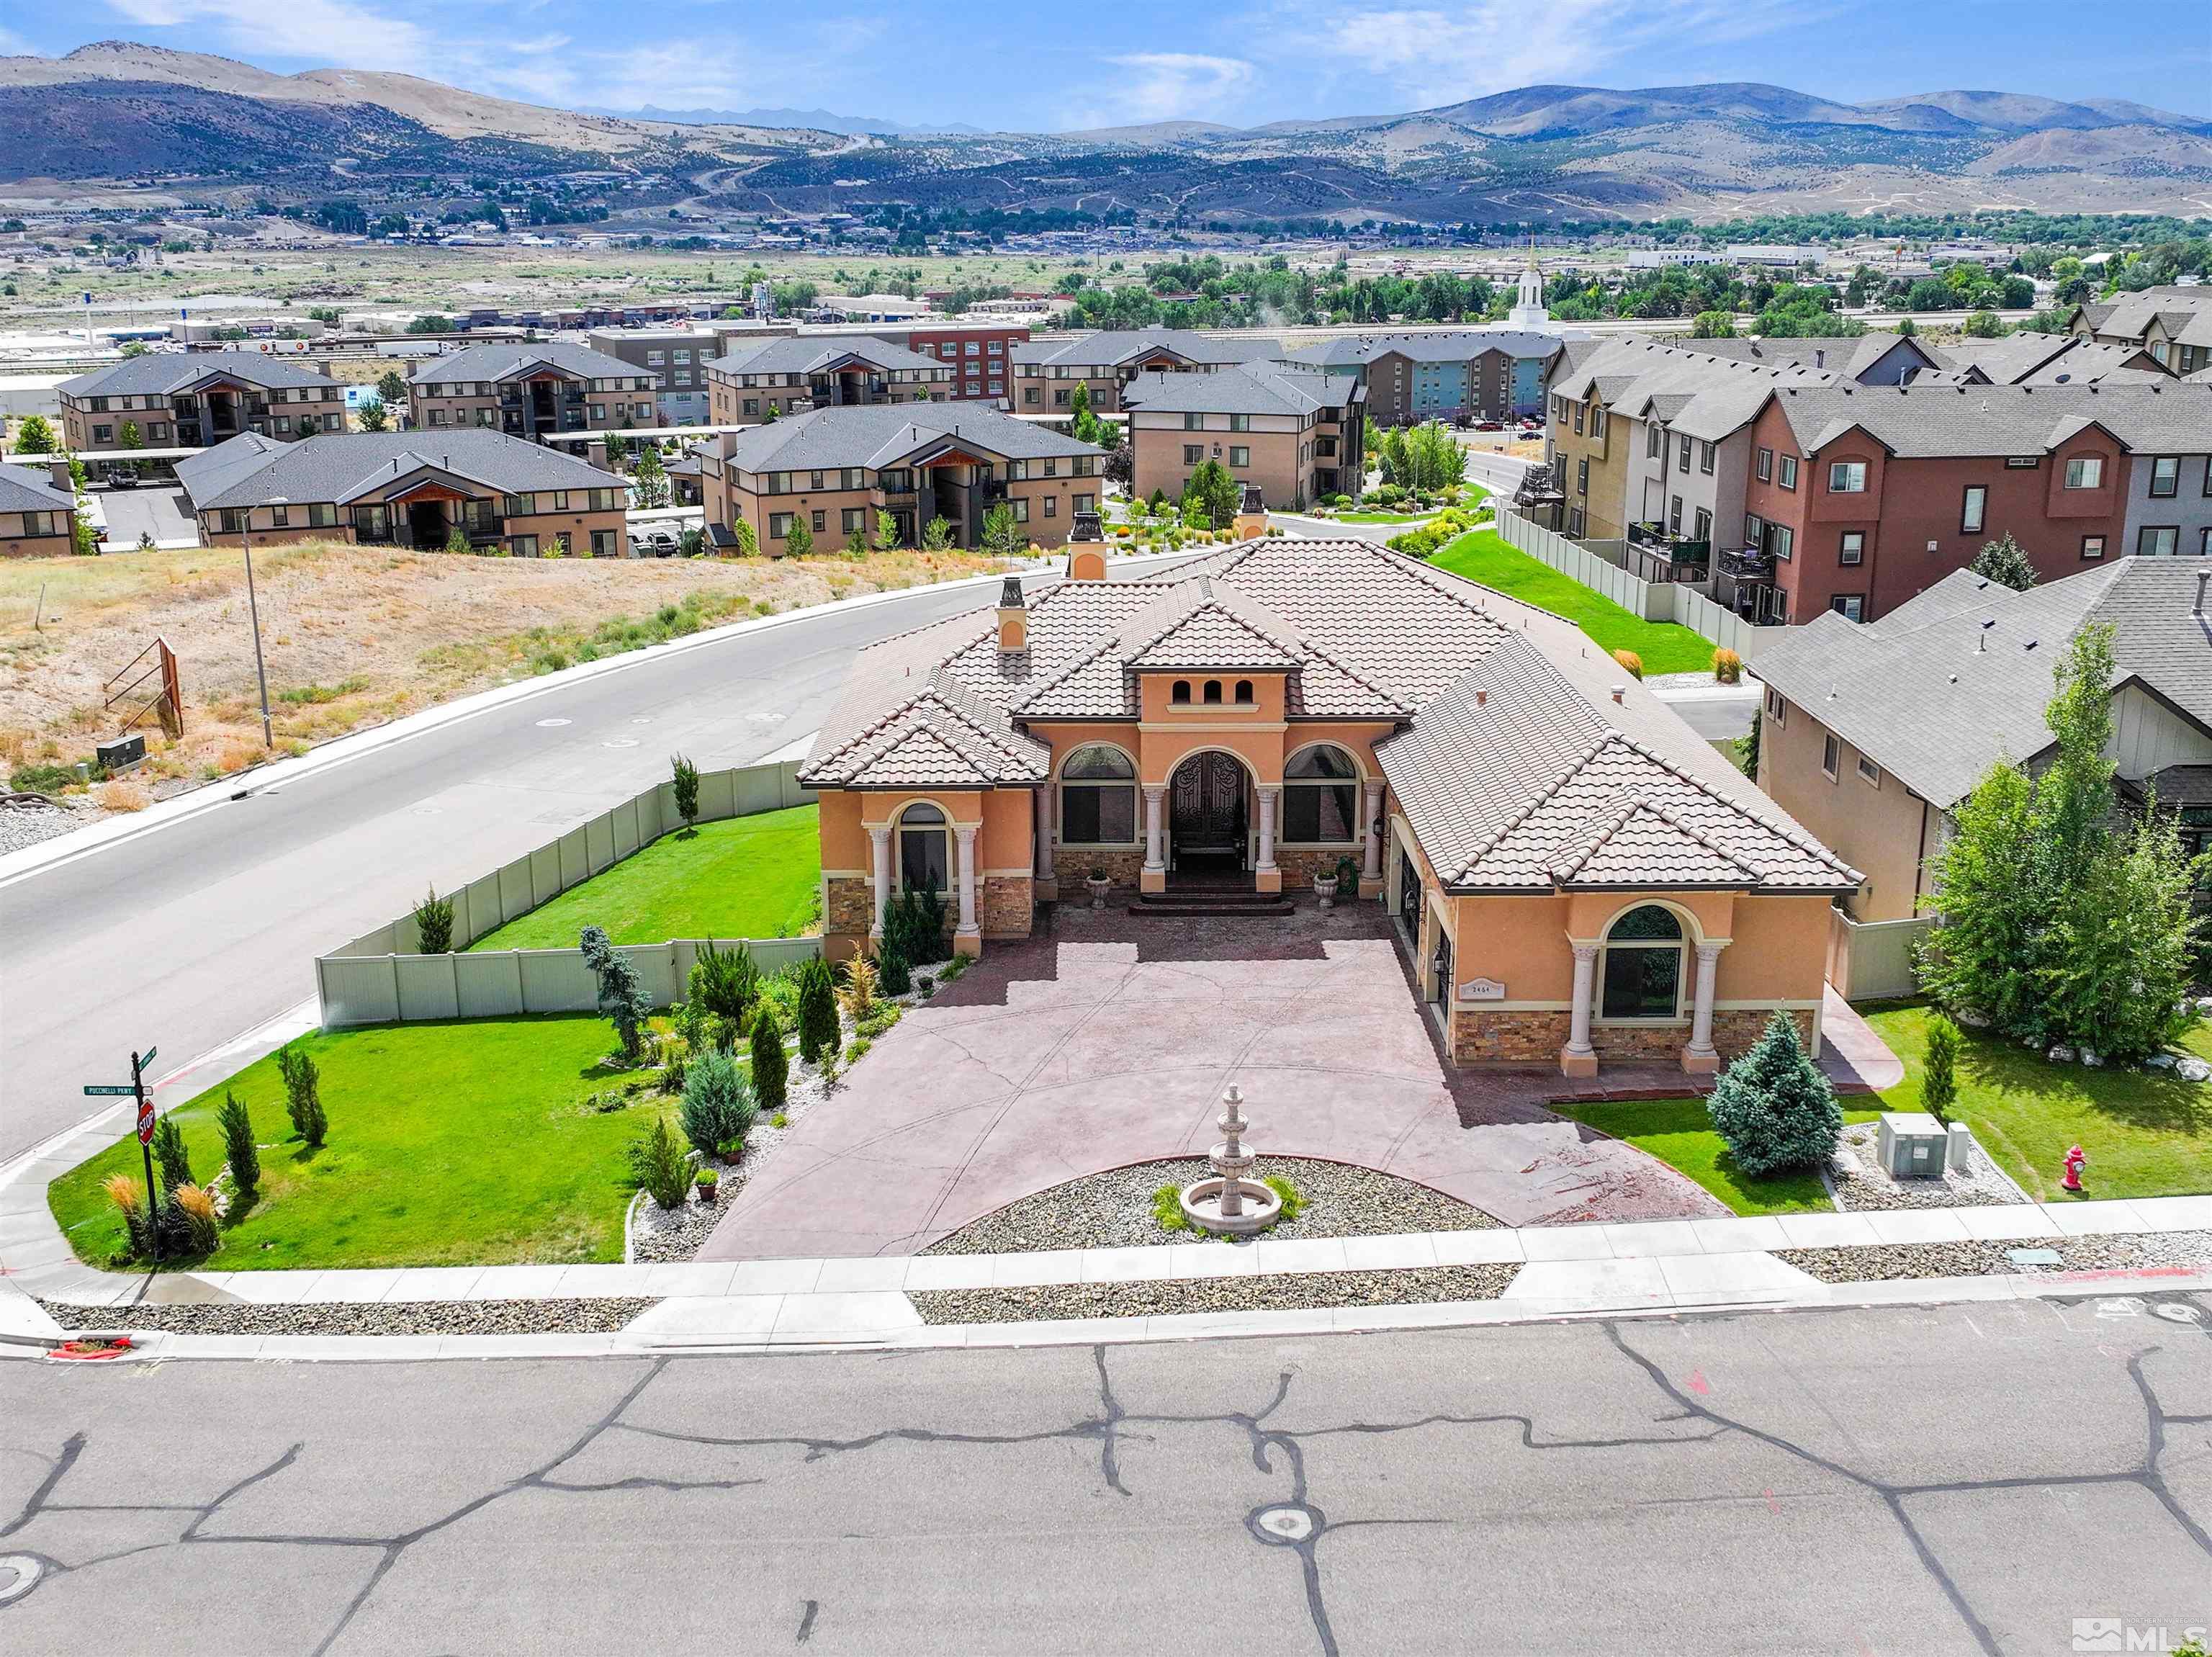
left=47, top=1337, right=133, bottom=1362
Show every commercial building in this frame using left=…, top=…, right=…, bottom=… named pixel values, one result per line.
left=801, top=536, right=1856, bottom=1077
left=174, top=430, right=626, bottom=557
left=57, top=351, right=346, bottom=452
left=1123, top=360, right=1364, bottom=510
left=583, top=330, right=722, bottom=426
left=1007, top=330, right=1283, bottom=416
left=698, top=403, right=1105, bottom=555
left=407, top=342, right=660, bottom=442
left=1285, top=329, right=1563, bottom=425
left=703, top=336, right=956, bottom=426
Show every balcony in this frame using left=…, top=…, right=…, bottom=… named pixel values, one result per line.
left=1627, top=521, right=1712, bottom=583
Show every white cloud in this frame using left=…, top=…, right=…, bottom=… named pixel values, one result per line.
left=104, top=0, right=428, bottom=69
left=1101, top=53, right=1254, bottom=124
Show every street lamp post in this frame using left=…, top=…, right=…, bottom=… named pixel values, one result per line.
left=240, top=496, right=283, bottom=748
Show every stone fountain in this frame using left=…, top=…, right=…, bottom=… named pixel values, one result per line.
left=1177, top=1085, right=1282, bottom=1235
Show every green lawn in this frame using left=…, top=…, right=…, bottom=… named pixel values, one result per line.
left=1858, top=1001, right=2212, bottom=1201
left=1426, top=530, right=1715, bottom=675
left=469, top=803, right=821, bottom=950
left=1550, top=1099, right=1883, bottom=1216
left=48, top=1017, right=673, bottom=1270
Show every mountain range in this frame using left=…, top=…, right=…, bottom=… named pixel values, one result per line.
left=1, top=44, right=2207, bottom=224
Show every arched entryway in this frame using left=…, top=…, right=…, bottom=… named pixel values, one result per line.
left=1167, top=750, right=1249, bottom=885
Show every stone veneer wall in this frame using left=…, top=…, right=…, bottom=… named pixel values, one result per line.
left=1060, top=847, right=1144, bottom=887
left=1276, top=846, right=1363, bottom=889
left=979, top=874, right=1034, bottom=938
left=826, top=876, right=873, bottom=940
left=1449, top=1006, right=1816, bottom=1068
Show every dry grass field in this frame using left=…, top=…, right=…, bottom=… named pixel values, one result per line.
left=0, top=542, right=1001, bottom=804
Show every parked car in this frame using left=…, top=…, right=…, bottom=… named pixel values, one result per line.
left=1475, top=419, right=1505, bottom=432
left=644, top=527, right=680, bottom=556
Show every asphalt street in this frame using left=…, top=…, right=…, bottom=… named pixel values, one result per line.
left=0, top=572, right=1039, bottom=1161
left=3, top=1294, right=2207, bottom=1653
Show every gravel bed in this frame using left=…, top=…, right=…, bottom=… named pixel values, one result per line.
left=1829, top=1122, right=2026, bottom=1211
left=1776, top=1229, right=2212, bottom=1284
left=0, top=796, right=90, bottom=855
left=1644, top=670, right=1747, bottom=689
left=37, top=1297, right=659, bottom=1337
left=909, top=1263, right=1520, bottom=1325
left=920, top=1156, right=1502, bottom=1256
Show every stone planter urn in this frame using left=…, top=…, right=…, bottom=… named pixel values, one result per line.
left=1087, top=871, right=1111, bottom=910
left=1313, top=874, right=1339, bottom=910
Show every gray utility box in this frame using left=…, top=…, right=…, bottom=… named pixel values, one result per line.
left=1876, top=1112, right=1949, bottom=1180
left=95, top=733, right=146, bottom=774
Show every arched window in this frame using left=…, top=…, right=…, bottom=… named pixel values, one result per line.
left=1599, top=904, right=1685, bottom=1020
left=1234, top=679, right=1254, bottom=704
left=1172, top=680, right=1192, bottom=704
left=1283, top=745, right=1360, bottom=843
left=1060, top=745, right=1137, bottom=845
left=1202, top=680, right=1223, bottom=704
left=896, top=801, right=949, bottom=894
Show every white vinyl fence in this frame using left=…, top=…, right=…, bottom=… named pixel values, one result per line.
left=1825, top=910, right=1931, bottom=1002
left=1490, top=509, right=1782, bottom=663
left=315, top=758, right=821, bottom=1028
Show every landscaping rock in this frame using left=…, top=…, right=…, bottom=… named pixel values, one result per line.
left=1954, top=1010, right=1990, bottom=1029
left=920, top=1155, right=1503, bottom=1257
left=1774, top=1230, right=2212, bottom=1284
left=2080, top=1048, right=2104, bottom=1068
left=38, top=1297, right=659, bottom=1337
left=1830, top=1121, right=2029, bottom=1211
left=2195, top=997, right=2212, bottom=1016
left=908, top=1263, right=1520, bottom=1325
left=2048, top=1044, right=2077, bottom=1065
left=2179, top=1058, right=2212, bottom=1083
left=2144, top=1053, right=2177, bottom=1072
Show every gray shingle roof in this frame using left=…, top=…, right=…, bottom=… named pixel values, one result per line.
left=410, top=341, right=642, bottom=385
left=60, top=350, right=333, bottom=400
left=0, top=461, right=73, bottom=514
left=714, top=403, right=1102, bottom=475
left=1762, top=381, right=2212, bottom=459
left=1754, top=558, right=2212, bottom=810
left=1559, top=338, right=1835, bottom=442
left=1286, top=329, right=1563, bottom=369
left=801, top=536, right=1857, bottom=893
left=1120, top=361, right=1354, bottom=418
left=1010, top=330, right=1282, bottom=371
left=705, top=335, right=949, bottom=377
left=1666, top=332, right=1939, bottom=383
left=176, top=430, right=616, bottom=511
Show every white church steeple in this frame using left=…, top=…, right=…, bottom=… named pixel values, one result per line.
left=1508, top=228, right=1552, bottom=331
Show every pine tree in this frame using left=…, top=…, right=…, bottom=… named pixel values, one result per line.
left=796, top=957, right=840, bottom=1065
left=219, top=1092, right=260, bottom=1204
left=783, top=517, right=814, bottom=558
left=276, top=1042, right=327, bottom=1147
left=1707, top=1012, right=1842, bottom=1177
left=1969, top=532, right=2037, bottom=591
left=580, top=925, right=653, bottom=1062
left=1922, top=1015, right=1959, bottom=1123
left=670, top=752, right=701, bottom=829
left=876, top=940, right=912, bottom=996
left=152, top=1113, right=193, bottom=1194
left=750, top=1003, right=788, bottom=1109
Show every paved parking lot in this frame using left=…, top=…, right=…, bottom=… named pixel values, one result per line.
left=91, top=485, right=198, bottom=549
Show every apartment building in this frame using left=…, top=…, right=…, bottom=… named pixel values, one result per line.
left=699, top=404, right=1106, bottom=554
left=1924, top=333, right=2170, bottom=387
left=583, top=330, right=720, bottom=425
left=407, top=342, right=659, bottom=443
left=2071, top=287, right=2212, bottom=377
left=1754, top=559, right=2212, bottom=922
left=1007, top=330, right=1282, bottom=417
left=705, top=320, right=1031, bottom=402
left=1285, top=329, right=1563, bottom=424
left=1665, top=332, right=1939, bottom=386
left=58, top=351, right=346, bottom=452
left=1736, top=382, right=2212, bottom=624
left=1123, top=361, right=1364, bottom=511
left=703, top=336, right=955, bottom=427
left=0, top=460, right=78, bottom=559
left=174, top=431, right=626, bottom=557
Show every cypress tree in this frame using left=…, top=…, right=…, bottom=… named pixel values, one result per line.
left=750, top=1004, right=788, bottom=1110
left=219, top=1092, right=261, bottom=1205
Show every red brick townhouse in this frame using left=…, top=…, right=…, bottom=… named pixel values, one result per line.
left=1737, top=382, right=2212, bottom=624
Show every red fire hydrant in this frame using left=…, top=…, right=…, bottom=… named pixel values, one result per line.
left=2062, top=1144, right=2087, bottom=1193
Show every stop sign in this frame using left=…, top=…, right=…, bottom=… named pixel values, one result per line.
left=137, top=1100, right=156, bottom=1145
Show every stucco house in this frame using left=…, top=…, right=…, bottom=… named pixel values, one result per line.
left=799, top=537, right=1858, bottom=1076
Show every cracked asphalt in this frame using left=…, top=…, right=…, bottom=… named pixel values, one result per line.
left=2, top=1294, right=2208, bottom=1655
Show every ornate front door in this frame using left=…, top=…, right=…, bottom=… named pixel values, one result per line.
left=1169, top=753, right=1246, bottom=860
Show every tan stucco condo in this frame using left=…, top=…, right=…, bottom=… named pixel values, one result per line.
left=801, top=537, right=1859, bottom=1077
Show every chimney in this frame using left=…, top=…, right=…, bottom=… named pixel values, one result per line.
left=996, top=575, right=1028, bottom=654
left=1610, top=684, right=1625, bottom=704
left=1475, top=689, right=1488, bottom=707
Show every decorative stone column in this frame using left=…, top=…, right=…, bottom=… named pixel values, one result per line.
left=1141, top=784, right=1167, bottom=895
left=1359, top=778, right=1385, bottom=894
left=1255, top=786, right=1282, bottom=894
left=1682, top=939, right=1728, bottom=1074
left=1560, top=940, right=1600, bottom=1078
left=953, top=824, right=981, bottom=956
left=1033, top=784, right=1056, bottom=900
left=868, top=825, right=893, bottom=943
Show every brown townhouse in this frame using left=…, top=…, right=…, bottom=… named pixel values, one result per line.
left=407, top=342, right=659, bottom=444
left=699, top=404, right=1105, bottom=555
left=1736, top=382, right=2212, bottom=624
left=1007, top=329, right=1284, bottom=417
left=2070, top=287, right=2212, bottom=377
left=1285, top=329, right=1563, bottom=425
left=703, top=336, right=955, bottom=427
left=174, top=430, right=627, bottom=557
left=1754, top=559, right=2212, bottom=925
left=1124, top=361, right=1364, bottom=511
left=0, top=460, right=78, bottom=559
left=58, top=350, right=346, bottom=452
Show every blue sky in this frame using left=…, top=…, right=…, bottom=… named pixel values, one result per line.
left=6, top=0, right=2208, bottom=132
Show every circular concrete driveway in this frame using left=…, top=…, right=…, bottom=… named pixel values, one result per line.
left=701, top=907, right=1725, bottom=1262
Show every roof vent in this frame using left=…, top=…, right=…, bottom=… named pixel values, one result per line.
left=2195, top=570, right=2209, bottom=616
left=1475, top=689, right=1488, bottom=707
